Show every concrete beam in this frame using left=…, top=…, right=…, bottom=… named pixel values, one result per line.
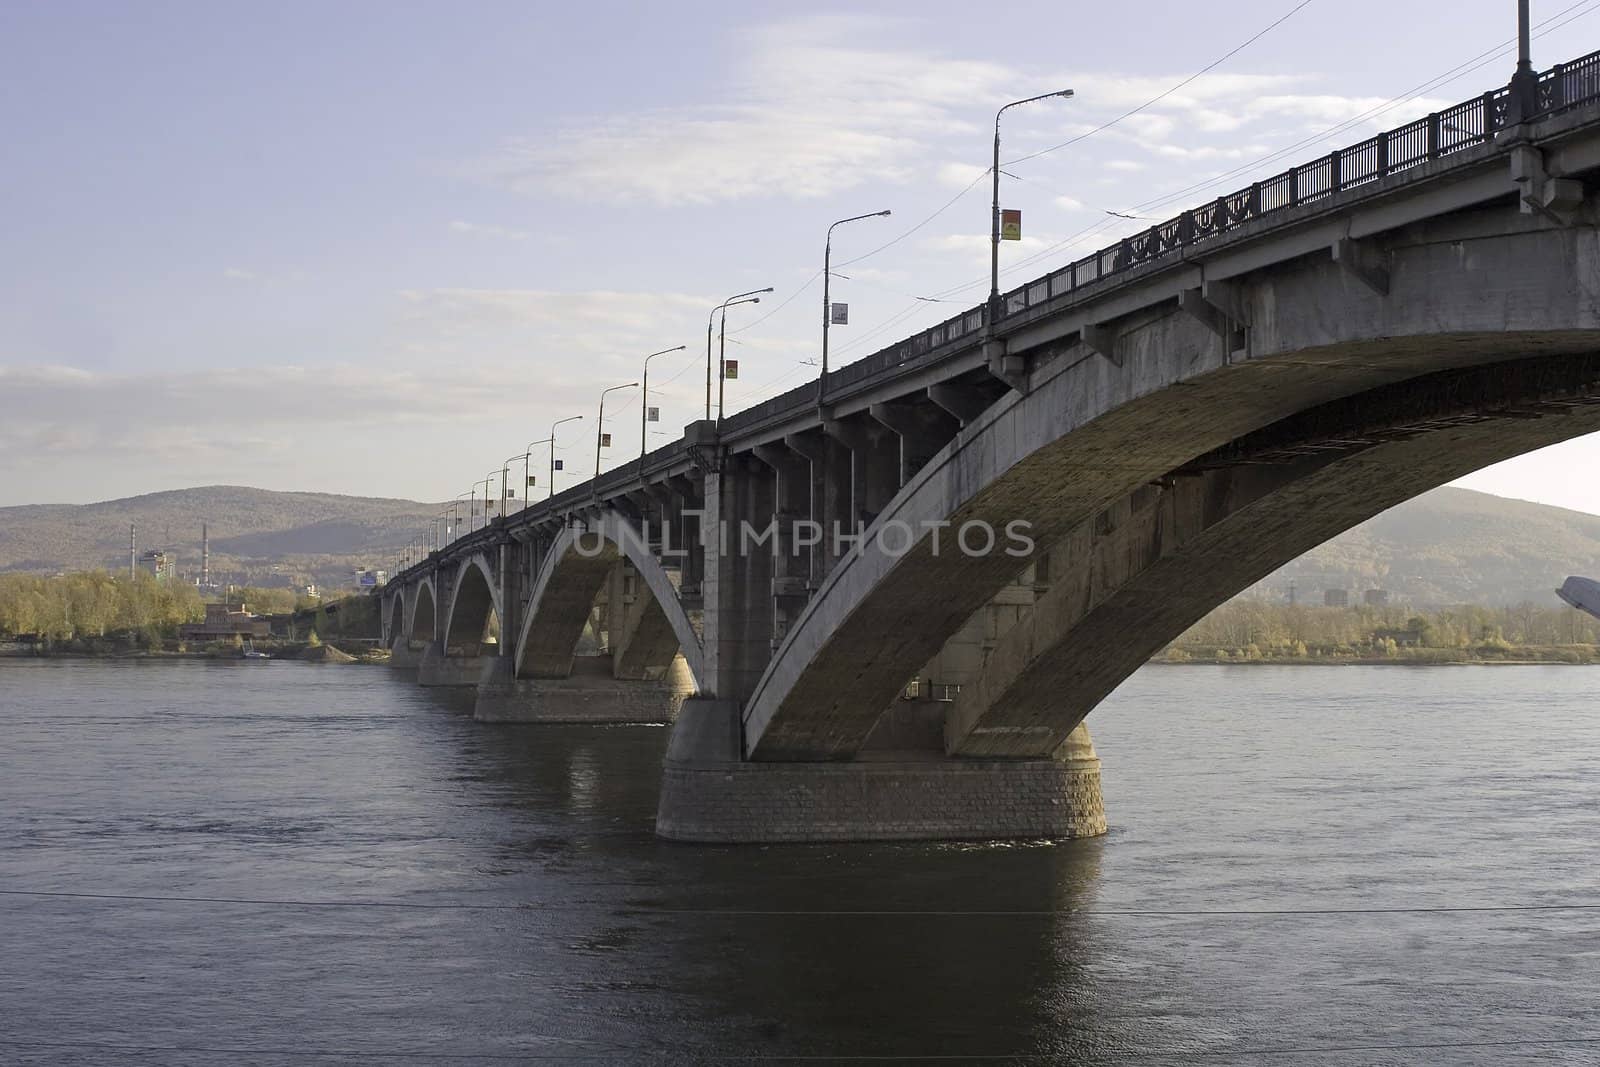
left=1331, top=237, right=1391, bottom=296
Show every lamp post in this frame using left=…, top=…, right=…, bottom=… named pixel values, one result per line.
left=595, top=383, right=638, bottom=480
left=640, top=345, right=686, bottom=469
left=706, top=289, right=772, bottom=420
left=480, top=471, right=499, bottom=529
left=547, top=414, right=583, bottom=500
left=989, top=89, right=1073, bottom=320
left=450, top=492, right=470, bottom=540
left=1510, top=0, right=1536, bottom=120
left=500, top=453, right=526, bottom=516
left=821, top=210, right=891, bottom=407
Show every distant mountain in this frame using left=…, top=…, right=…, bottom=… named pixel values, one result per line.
left=0, top=486, right=442, bottom=589
left=1257, top=487, right=1600, bottom=607
left=2, top=483, right=1595, bottom=606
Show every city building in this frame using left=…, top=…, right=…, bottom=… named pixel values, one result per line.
left=178, top=601, right=271, bottom=641
left=1323, top=588, right=1350, bottom=607
left=139, top=549, right=175, bottom=581
left=1364, top=588, right=1390, bottom=606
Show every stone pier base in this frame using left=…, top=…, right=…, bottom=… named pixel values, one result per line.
left=474, top=655, right=694, bottom=723
left=654, top=700, right=1106, bottom=843
left=387, top=642, right=422, bottom=671
left=416, top=644, right=490, bottom=688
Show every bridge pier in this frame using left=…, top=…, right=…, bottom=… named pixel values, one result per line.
left=416, top=641, right=490, bottom=688
left=387, top=641, right=423, bottom=671
left=474, top=654, right=694, bottom=724
left=655, top=701, right=1104, bottom=843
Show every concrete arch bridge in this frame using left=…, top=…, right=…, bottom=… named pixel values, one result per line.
left=383, top=53, right=1600, bottom=842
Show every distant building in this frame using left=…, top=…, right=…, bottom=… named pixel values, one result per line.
left=1324, top=588, right=1350, bottom=607
left=139, top=549, right=175, bottom=582
left=301, top=583, right=319, bottom=600
left=179, top=601, right=271, bottom=640
left=354, top=568, right=387, bottom=590
left=1364, top=588, right=1390, bottom=606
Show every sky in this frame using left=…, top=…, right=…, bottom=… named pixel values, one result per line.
left=2, top=0, right=1598, bottom=512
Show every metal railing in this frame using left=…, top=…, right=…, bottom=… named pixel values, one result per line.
left=397, top=49, right=1600, bottom=582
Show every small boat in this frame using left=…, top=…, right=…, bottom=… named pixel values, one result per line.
left=240, top=639, right=271, bottom=660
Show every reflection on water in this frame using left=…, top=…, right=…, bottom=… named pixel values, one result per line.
left=4, top=659, right=1600, bottom=1063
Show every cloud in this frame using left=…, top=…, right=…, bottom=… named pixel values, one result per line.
left=470, top=15, right=1012, bottom=205
left=448, top=220, right=529, bottom=241
left=1054, top=195, right=1085, bottom=211
left=222, top=267, right=258, bottom=281
left=936, top=161, right=989, bottom=188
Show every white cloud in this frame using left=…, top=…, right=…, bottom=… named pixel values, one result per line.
left=1054, top=195, right=1085, bottom=211
left=471, top=15, right=1012, bottom=205
left=222, top=267, right=258, bottom=281
left=448, top=220, right=530, bottom=241
left=936, top=161, right=989, bottom=188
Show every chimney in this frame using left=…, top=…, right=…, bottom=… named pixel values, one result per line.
left=201, top=522, right=210, bottom=587
left=129, top=523, right=136, bottom=579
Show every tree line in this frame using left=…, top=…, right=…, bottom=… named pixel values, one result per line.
left=0, top=572, right=325, bottom=643
left=1171, top=600, right=1600, bottom=662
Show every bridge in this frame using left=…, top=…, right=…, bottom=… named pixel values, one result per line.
left=383, top=51, right=1600, bottom=842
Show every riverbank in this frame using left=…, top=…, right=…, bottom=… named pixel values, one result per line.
left=1161, top=644, right=1600, bottom=666
left=0, top=638, right=388, bottom=663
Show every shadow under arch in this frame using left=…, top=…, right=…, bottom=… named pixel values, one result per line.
left=409, top=576, right=437, bottom=646
left=945, top=351, right=1600, bottom=756
left=443, top=553, right=502, bottom=657
left=386, top=590, right=405, bottom=649
left=513, top=511, right=704, bottom=689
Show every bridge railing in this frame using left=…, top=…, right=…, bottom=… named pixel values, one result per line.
left=988, top=49, right=1599, bottom=318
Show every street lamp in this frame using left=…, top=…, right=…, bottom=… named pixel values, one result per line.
left=547, top=414, right=583, bottom=500
left=595, top=383, right=638, bottom=480
left=480, top=470, right=499, bottom=529
left=641, top=345, right=686, bottom=469
left=990, top=89, right=1073, bottom=319
left=449, top=491, right=470, bottom=540
left=500, top=453, right=527, bottom=516
left=706, top=289, right=772, bottom=420
left=821, top=210, right=891, bottom=407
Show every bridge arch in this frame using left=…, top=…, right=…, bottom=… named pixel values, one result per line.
left=741, top=224, right=1600, bottom=761
left=513, top=511, right=704, bottom=689
left=408, top=577, right=437, bottom=646
left=386, top=590, right=405, bottom=649
left=443, top=554, right=502, bottom=657
left=943, top=352, right=1600, bottom=756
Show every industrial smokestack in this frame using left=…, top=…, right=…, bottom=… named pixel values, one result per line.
left=129, top=523, right=136, bottom=579
left=201, top=522, right=210, bottom=587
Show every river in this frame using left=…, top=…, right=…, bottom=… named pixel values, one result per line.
left=3, top=658, right=1600, bottom=1064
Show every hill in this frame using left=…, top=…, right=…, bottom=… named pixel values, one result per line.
left=2, top=483, right=1596, bottom=605
left=0, top=486, right=442, bottom=590
left=1256, top=486, right=1600, bottom=607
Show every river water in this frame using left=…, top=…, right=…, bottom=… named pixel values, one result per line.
left=3, top=659, right=1600, bottom=1064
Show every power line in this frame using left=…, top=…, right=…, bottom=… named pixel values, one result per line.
left=1003, top=0, right=1319, bottom=168
left=984, top=0, right=1600, bottom=285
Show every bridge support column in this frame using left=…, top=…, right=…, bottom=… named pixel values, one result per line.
left=655, top=703, right=1105, bottom=843
left=474, top=654, right=694, bottom=723
left=388, top=641, right=423, bottom=671
left=416, top=640, right=490, bottom=688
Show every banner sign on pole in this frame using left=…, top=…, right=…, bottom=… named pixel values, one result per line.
left=723, top=359, right=739, bottom=380
left=554, top=459, right=564, bottom=471
left=600, top=433, right=612, bottom=448
left=1001, top=209, right=1022, bottom=241
left=830, top=302, right=848, bottom=325
left=527, top=475, right=537, bottom=486
left=647, top=406, right=660, bottom=422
